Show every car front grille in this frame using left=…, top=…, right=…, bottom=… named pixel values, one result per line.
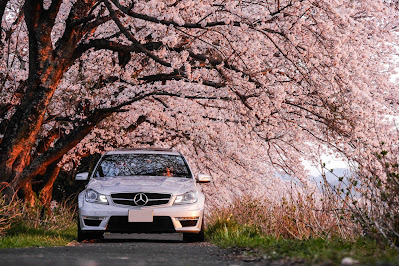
left=106, top=216, right=176, bottom=233
left=110, top=192, right=172, bottom=207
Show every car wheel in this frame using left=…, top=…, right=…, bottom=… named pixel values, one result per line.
left=183, top=217, right=205, bottom=242
left=77, top=219, right=104, bottom=242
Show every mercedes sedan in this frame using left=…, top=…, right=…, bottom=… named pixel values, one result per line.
left=76, top=148, right=211, bottom=242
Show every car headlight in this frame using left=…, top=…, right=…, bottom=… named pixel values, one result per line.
left=85, top=189, right=109, bottom=204
left=174, top=190, right=198, bottom=205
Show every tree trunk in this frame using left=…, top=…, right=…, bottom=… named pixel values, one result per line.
left=22, top=181, right=36, bottom=207
left=39, top=163, right=61, bottom=215
left=0, top=0, right=98, bottom=197
left=0, top=1, right=63, bottom=191
left=22, top=161, right=61, bottom=211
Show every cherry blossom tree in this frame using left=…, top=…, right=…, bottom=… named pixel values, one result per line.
left=0, top=0, right=397, bottom=209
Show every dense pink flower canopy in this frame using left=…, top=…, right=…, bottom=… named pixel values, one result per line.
left=0, top=0, right=398, bottom=201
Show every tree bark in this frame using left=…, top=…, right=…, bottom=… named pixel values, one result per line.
left=22, top=181, right=36, bottom=207
left=0, top=0, right=98, bottom=198
left=0, top=1, right=61, bottom=188
left=39, top=162, right=61, bottom=215
left=23, top=182, right=36, bottom=208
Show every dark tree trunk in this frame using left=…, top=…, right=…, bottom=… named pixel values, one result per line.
left=22, top=181, right=36, bottom=207
left=0, top=0, right=61, bottom=192
left=0, top=0, right=97, bottom=199
left=39, top=162, right=61, bottom=215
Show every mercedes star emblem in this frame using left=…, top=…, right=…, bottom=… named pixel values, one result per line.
left=133, top=193, right=149, bottom=206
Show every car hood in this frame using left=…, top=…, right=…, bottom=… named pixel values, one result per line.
left=86, top=176, right=197, bottom=195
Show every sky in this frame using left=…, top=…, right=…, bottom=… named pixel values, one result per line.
left=302, top=154, right=349, bottom=178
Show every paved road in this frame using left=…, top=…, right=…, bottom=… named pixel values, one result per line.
left=0, top=234, right=271, bottom=266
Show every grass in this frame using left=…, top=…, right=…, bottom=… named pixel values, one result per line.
left=0, top=199, right=77, bottom=249
left=0, top=222, right=76, bottom=248
left=205, top=206, right=399, bottom=265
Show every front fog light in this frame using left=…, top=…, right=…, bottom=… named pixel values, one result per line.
left=174, top=191, right=198, bottom=205
left=85, top=189, right=109, bottom=204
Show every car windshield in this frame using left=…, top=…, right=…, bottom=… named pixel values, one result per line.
left=93, top=154, right=191, bottom=178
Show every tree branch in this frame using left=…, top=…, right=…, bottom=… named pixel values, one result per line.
left=110, top=0, right=285, bottom=37
left=83, top=15, right=112, bottom=32
left=187, top=51, right=263, bottom=88
left=42, top=0, right=63, bottom=28
left=54, top=0, right=98, bottom=58
left=125, top=115, right=147, bottom=132
left=73, top=39, right=162, bottom=61
left=103, top=0, right=171, bottom=67
left=0, top=0, right=9, bottom=46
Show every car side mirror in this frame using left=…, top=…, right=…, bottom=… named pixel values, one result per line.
left=196, top=173, right=211, bottom=183
left=76, top=172, right=89, bottom=181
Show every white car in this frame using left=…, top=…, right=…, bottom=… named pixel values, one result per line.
left=76, top=148, right=211, bottom=242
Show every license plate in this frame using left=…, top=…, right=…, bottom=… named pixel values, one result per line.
left=128, top=210, right=153, bottom=222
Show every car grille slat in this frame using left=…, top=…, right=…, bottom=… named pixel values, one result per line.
left=110, top=192, right=171, bottom=207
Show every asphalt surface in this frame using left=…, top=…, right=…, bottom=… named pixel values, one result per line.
left=0, top=233, right=275, bottom=266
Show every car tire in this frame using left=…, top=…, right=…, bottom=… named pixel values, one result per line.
left=77, top=219, right=104, bottom=242
left=183, top=217, right=205, bottom=242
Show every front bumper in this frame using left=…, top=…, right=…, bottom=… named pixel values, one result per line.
left=78, top=195, right=204, bottom=234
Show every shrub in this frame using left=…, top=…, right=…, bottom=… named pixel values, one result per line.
left=207, top=191, right=359, bottom=241
left=0, top=197, right=76, bottom=248
left=0, top=197, right=22, bottom=236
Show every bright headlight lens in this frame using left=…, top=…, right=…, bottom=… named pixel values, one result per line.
left=174, top=191, right=198, bottom=205
left=85, top=189, right=109, bottom=204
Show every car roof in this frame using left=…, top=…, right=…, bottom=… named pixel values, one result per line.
left=104, top=148, right=181, bottom=156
